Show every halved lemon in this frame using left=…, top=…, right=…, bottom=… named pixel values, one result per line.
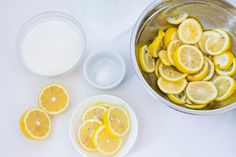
left=96, top=102, right=111, bottom=108
left=78, top=119, right=102, bottom=151
left=104, top=105, right=130, bottom=138
left=167, top=40, right=181, bottom=65
left=198, top=31, right=221, bottom=53
left=205, top=29, right=230, bottom=55
left=173, top=45, right=204, bottom=74
left=187, top=60, right=208, bottom=81
left=167, top=91, right=186, bottom=105
left=38, top=83, right=69, bottom=115
left=157, top=77, right=187, bottom=94
left=139, top=45, right=155, bottom=73
left=213, top=76, right=236, bottom=101
left=159, top=49, right=171, bottom=66
left=186, top=81, right=218, bottom=105
left=164, top=27, right=178, bottom=48
left=213, top=51, right=234, bottom=70
left=178, top=18, right=203, bottom=44
left=215, top=57, right=236, bottom=76
left=155, top=59, right=161, bottom=78
left=159, top=63, right=187, bottom=82
left=93, top=125, right=122, bottom=156
left=166, top=12, right=188, bottom=25
left=82, top=106, right=107, bottom=122
left=203, top=57, right=215, bottom=81
left=184, top=99, right=208, bottom=109
left=20, top=108, right=51, bottom=140
left=148, top=30, right=165, bottom=58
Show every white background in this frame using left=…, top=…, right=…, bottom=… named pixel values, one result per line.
left=1, top=0, right=236, bottom=157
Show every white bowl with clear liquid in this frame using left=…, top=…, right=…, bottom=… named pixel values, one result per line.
left=83, top=51, right=126, bottom=89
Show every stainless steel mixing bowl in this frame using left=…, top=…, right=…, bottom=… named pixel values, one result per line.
left=131, top=0, right=236, bottom=115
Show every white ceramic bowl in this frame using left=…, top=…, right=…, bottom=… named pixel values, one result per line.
left=70, top=95, right=138, bottom=157
left=83, top=51, right=126, bottom=90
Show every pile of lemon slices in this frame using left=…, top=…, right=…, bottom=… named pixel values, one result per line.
left=20, top=83, right=69, bottom=140
left=139, top=12, right=236, bottom=109
left=77, top=102, right=130, bottom=156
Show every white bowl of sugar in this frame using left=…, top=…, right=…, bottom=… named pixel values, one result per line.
left=17, top=12, right=86, bottom=77
left=83, top=51, right=126, bottom=90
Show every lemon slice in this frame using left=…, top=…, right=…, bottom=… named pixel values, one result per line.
left=164, top=27, right=178, bottom=48
left=167, top=91, right=186, bottom=105
left=148, top=30, right=165, bottom=58
left=157, top=77, right=187, bottom=94
left=93, top=125, right=122, bottom=156
left=20, top=108, right=51, bottom=140
left=198, top=31, right=221, bottom=53
left=215, top=57, right=236, bottom=76
left=184, top=99, right=208, bottom=109
left=187, top=60, right=209, bottom=81
left=159, top=49, right=171, bottom=66
left=167, top=40, right=181, bottom=65
left=139, top=45, right=155, bottom=73
left=38, top=83, right=69, bottom=115
left=186, top=81, right=218, bottom=105
left=213, top=76, right=236, bottom=101
left=95, top=102, right=111, bottom=108
left=104, top=105, right=130, bottom=138
left=78, top=119, right=102, bottom=151
left=82, top=106, right=107, bottom=122
left=159, top=63, right=187, bottom=82
left=166, top=12, right=188, bottom=25
left=213, top=51, right=234, bottom=70
left=178, top=18, right=203, bottom=44
left=203, top=57, right=215, bottom=81
left=155, top=59, right=161, bottom=78
left=205, top=29, right=230, bottom=55
left=173, top=45, right=204, bottom=74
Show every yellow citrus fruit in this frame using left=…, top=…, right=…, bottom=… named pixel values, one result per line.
left=95, top=102, right=111, bottom=108
left=38, top=83, right=69, bottom=115
left=186, top=81, right=218, bottom=105
left=167, top=40, right=181, bottom=65
left=82, top=106, right=107, bottom=122
left=215, top=57, right=236, bottom=76
left=187, top=60, right=209, bottom=81
left=205, top=29, right=230, bottom=55
left=166, top=12, right=188, bottom=25
left=213, top=51, right=234, bottom=70
left=159, top=49, right=171, bottom=66
left=184, top=99, right=208, bottom=109
left=139, top=45, right=155, bottom=73
left=78, top=119, right=102, bottom=151
left=202, top=57, right=215, bottom=81
left=93, top=125, right=122, bottom=156
left=104, top=105, right=130, bottom=138
left=167, top=91, right=186, bottom=105
left=198, top=31, right=221, bottom=53
left=20, top=108, right=51, bottom=140
left=159, top=63, right=187, bottom=82
left=164, top=27, right=178, bottom=48
left=155, top=59, right=161, bottom=78
left=157, top=77, right=187, bottom=94
left=173, top=44, right=204, bottom=74
left=148, top=30, right=165, bottom=58
left=213, top=76, right=236, bottom=102
left=178, top=18, right=203, bottom=44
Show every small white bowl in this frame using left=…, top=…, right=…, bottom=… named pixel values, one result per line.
left=70, top=95, right=138, bottom=157
left=83, top=51, right=126, bottom=89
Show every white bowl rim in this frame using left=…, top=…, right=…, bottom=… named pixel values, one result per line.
left=69, top=95, right=138, bottom=157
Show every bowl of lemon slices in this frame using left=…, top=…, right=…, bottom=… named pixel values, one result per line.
left=131, top=0, right=236, bottom=115
left=70, top=95, right=138, bottom=157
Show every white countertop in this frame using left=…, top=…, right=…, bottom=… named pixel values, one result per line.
left=1, top=0, right=236, bottom=157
